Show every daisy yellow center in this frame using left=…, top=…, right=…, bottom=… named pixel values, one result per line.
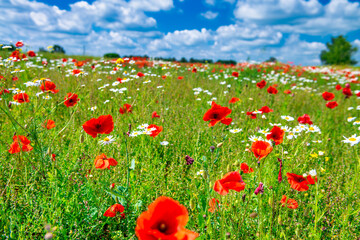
left=285, top=117, right=289, bottom=119
left=309, top=127, right=314, bottom=131
left=349, top=137, right=356, bottom=141
left=104, top=137, right=110, bottom=142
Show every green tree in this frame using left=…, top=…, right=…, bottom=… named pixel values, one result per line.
left=104, top=53, right=120, bottom=58
left=320, top=35, right=358, bottom=65
left=53, top=44, right=66, bottom=54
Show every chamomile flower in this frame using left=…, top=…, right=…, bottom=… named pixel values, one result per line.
left=89, top=106, right=97, bottom=111
left=281, top=126, right=291, bottom=132
left=318, top=151, right=324, bottom=156
left=270, top=123, right=282, bottom=126
left=342, top=134, right=360, bottom=146
left=137, top=124, right=149, bottom=129
left=312, top=140, right=322, bottom=143
left=307, top=125, right=321, bottom=133
left=160, top=141, right=169, bottom=146
left=286, top=132, right=298, bottom=139
left=130, top=131, right=143, bottom=137
left=309, top=169, right=317, bottom=177
left=347, top=117, right=356, bottom=122
left=353, top=120, right=360, bottom=125
left=297, top=124, right=308, bottom=131
left=258, top=128, right=269, bottom=135
left=281, top=116, right=294, bottom=121
left=230, top=128, right=242, bottom=133
left=99, top=135, right=116, bottom=145
left=43, top=95, right=52, bottom=100
left=249, top=135, right=264, bottom=142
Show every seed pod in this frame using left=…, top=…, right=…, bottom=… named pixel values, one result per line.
left=80, top=134, right=85, bottom=143
left=250, top=212, right=258, bottom=218
left=217, top=142, right=223, bottom=148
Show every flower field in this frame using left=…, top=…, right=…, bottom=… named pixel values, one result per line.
left=1, top=48, right=360, bottom=239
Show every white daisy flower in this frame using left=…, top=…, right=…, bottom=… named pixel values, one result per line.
left=99, top=135, right=116, bottom=145
left=281, top=116, right=294, bottom=121
left=249, top=135, right=264, bottom=142
left=130, top=131, right=143, bottom=137
left=342, top=134, right=360, bottom=146
left=230, top=128, right=242, bottom=133
left=347, top=117, right=356, bottom=122
left=160, top=141, right=169, bottom=146
left=258, top=128, right=269, bottom=135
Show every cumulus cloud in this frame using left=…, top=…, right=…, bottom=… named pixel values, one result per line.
left=234, top=0, right=360, bottom=36
left=201, top=11, right=219, bottom=20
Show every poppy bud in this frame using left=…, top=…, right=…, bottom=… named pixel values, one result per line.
left=217, top=142, right=223, bottom=148
left=250, top=212, right=258, bottom=218
left=80, top=134, right=85, bottom=143
left=345, top=83, right=350, bottom=88
left=242, top=194, right=246, bottom=202
left=189, top=198, right=195, bottom=210
left=210, top=146, right=215, bottom=152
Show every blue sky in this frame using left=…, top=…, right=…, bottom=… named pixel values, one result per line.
left=1, top=0, right=360, bottom=65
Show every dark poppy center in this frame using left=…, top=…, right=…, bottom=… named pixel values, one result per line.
left=69, top=99, right=73, bottom=103
left=95, top=124, right=101, bottom=129
left=213, top=113, right=218, bottom=119
left=158, top=222, right=167, bottom=233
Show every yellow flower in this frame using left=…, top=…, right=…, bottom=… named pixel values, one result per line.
left=321, top=167, right=325, bottom=173
left=310, top=153, right=318, bottom=158
left=325, top=157, right=329, bottom=162
left=116, top=58, right=124, bottom=64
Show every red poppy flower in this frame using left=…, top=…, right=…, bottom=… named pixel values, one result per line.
left=40, top=81, right=59, bottom=94
left=280, top=195, right=298, bottom=209
left=322, top=92, right=335, bottom=101
left=51, top=153, right=56, bottom=161
left=335, top=84, right=342, bottom=91
left=74, top=61, right=84, bottom=67
left=178, top=76, right=184, bottom=80
left=192, top=67, right=197, bottom=73
left=246, top=111, right=257, bottom=119
left=94, top=153, right=117, bottom=169
left=286, top=173, right=317, bottom=191
left=27, top=50, right=36, bottom=57
left=82, top=115, right=114, bottom=138
left=284, top=90, right=291, bottom=94
left=326, top=101, right=338, bottom=109
left=15, top=41, right=24, bottom=47
left=119, top=104, right=132, bottom=114
left=208, top=198, right=220, bottom=213
left=256, top=80, right=267, bottom=89
left=251, top=141, right=273, bottom=160
left=8, top=135, right=33, bottom=154
left=258, top=106, right=273, bottom=114
left=267, top=86, right=278, bottom=94
left=162, top=75, right=167, bottom=79
left=232, top=71, right=239, bottom=77
left=229, top=97, right=240, bottom=104
left=13, top=93, right=30, bottom=103
left=240, top=163, right=253, bottom=173
left=266, top=126, right=284, bottom=145
left=72, top=69, right=82, bottom=75
left=64, top=93, right=79, bottom=107
left=152, top=111, right=160, bottom=118
left=104, top=203, right=125, bottom=218
left=297, top=114, right=313, bottom=125
left=137, top=72, right=145, bottom=77
left=135, top=196, right=198, bottom=240
left=43, top=119, right=55, bottom=130
left=147, top=124, right=163, bottom=138
left=213, top=171, right=246, bottom=195
left=203, top=101, right=232, bottom=127
left=342, top=87, right=352, bottom=97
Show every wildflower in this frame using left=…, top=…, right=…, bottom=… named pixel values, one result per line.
left=147, top=124, right=163, bottom=138
left=335, top=84, right=342, bottom=91
left=297, top=114, right=313, bottom=125
left=13, top=92, right=30, bottom=103
left=307, top=125, right=321, bottom=133
left=203, top=101, right=232, bottom=127
left=64, top=93, right=79, bottom=107
left=267, top=86, right=278, bottom=94
left=249, top=135, right=264, bottom=142
left=258, top=106, right=273, bottom=114
left=208, top=198, right=220, bottom=213
left=326, top=101, right=338, bottom=109
left=281, top=116, right=294, bottom=121
left=240, top=163, right=253, bottom=173
left=135, top=196, right=199, bottom=240
left=185, top=155, right=194, bottom=165
left=232, top=71, right=239, bottom=77
left=94, top=153, right=117, bottom=169
left=230, top=128, right=242, bottom=133
left=40, top=80, right=59, bottom=94
left=266, top=126, right=285, bottom=145
left=89, top=106, right=97, bottom=111
left=254, top=182, right=264, bottom=195
left=82, top=115, right=114, bottom=138
left=286, top=173, right=317, bottom=191
left=322, top=92, right=335, bottom=101
left=9, top=135, right=33, bottom=154
left=130, top=131, right=143, bottom=137
left=43, top=119, right=55, bottom=130
left=342, top=134, right=360, bottom=146
left=98, top=135, right=116, bottom=145
left=246, top=111, right=257, bottom=119
left=229, top=97, right=240, bottom=104
left=280, top=195, right=298, bottom=209
left=104, top=204, right=125, bottom=218
left=152, top=111, right=160, bottom=118
left=119, top=104, right=132, bottom=114
left=256, top=80, right=267, bottom=89
left=160, top=141, right=169, bottom=146
left=251, top=140, right=273, bottom=160
left=343, top=87, right=352, bottom=97
left=213, top=171, right=246, bottom=195
left=347, top=117, right=356, bottom=122
left=258, top=128, right=269, bottom=135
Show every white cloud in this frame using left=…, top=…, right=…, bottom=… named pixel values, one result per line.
left=234, top=0, right=360, bottom=35
left=201, top=11, right=219, bottom=20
